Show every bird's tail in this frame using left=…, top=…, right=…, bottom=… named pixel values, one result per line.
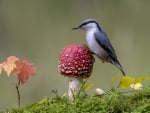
left=111, top=60, right=126, bottom=76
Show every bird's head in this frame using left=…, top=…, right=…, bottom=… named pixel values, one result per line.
left=72, top=19, right=99, bottom=31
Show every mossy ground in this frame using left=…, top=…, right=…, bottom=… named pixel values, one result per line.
left=6, top=86, right=150, bottom=113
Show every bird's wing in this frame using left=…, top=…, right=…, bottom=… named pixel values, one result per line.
left=94, top=31, right=118, bottom=61
left=94, top=30, right=126, bottom=75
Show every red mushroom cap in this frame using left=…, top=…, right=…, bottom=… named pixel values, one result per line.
left=58, top=44, right=94, bottom=78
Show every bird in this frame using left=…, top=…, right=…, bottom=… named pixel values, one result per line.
left=72, top=19, right=126, bottom=76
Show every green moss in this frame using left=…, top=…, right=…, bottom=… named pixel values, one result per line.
left=8, top=87, right=150, bottom=113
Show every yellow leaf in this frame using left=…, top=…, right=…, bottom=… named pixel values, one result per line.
left=2, top=56, right=19, bottom=76
left=119, top=76, right=135, bottom=88
left=112, top=74, right=122, bottom=83
left=135, top=76, right=149, bottom=83
left=83, top=83, right=94, bottom=91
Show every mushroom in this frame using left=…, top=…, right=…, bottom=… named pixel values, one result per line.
left=58, top=44, right=94, bottom=98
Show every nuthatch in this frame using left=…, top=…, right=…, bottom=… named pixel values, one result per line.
left=73, top=19, right=126, bottom=76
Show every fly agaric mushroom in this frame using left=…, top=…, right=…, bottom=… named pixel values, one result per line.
left=58, top=44, right=94, bottom=98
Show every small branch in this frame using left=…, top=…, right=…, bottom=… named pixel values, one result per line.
left=16, top=80, right=21, bottom=107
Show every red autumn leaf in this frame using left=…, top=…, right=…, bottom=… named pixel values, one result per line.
left=2, top=56, right=19, bottom=76
left=13, top=60, right=36, bottom=84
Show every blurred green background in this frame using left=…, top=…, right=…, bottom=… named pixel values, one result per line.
left=0, top=0, right=150, bottom=109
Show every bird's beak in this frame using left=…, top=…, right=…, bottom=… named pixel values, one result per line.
left=72, top=26, right=80, bottom=30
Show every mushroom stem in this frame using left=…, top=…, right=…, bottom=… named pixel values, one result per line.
left=68, top=77, right=82, bottom=99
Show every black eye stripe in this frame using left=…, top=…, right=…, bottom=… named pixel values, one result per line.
left=79, top=20, right=102, bottom=32
left=81, top=20, right=97, bottom=26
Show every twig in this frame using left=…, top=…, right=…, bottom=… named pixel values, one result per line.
left=16, top=80, right=21, bottom=107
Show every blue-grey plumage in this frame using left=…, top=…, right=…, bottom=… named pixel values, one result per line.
left=73, top=19, right=126, bottom=76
